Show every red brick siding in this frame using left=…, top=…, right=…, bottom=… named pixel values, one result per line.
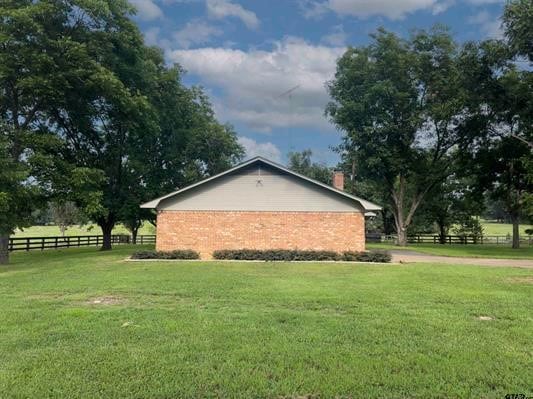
left=156, top=211, right=365, bottom=259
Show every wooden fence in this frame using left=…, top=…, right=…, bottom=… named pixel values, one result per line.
left=8, top=234, right=156, bottom=252
left=366, top=233, right=533, bottom=245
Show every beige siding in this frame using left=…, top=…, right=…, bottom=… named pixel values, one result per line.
left=158, top=164, right=363, bottom=212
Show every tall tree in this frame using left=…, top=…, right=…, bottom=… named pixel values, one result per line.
left=458, top=0, right=532, bottom=248
left=0, top=0, right=100, bottom=263
left=502, top=0, right=533, bottom=219
left=1, top=0, right=243, bottom=258
left=327, top=27, right=473, bottom=245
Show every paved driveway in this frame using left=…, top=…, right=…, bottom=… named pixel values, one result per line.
left=390, top=250, right=533, bottom=268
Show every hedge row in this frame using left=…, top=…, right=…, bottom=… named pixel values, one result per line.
left=131, top=250, right=199, bottom=260
left=212, top=249, right=392, bottom=263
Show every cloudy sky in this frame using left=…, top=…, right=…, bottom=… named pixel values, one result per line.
left=131, top=0, right=505, bottom=165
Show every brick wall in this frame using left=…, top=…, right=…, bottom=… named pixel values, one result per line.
left=156, top=211, right=365, bottom=259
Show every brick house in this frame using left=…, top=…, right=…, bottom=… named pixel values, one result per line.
left=141, top=157, right=381, bottom=259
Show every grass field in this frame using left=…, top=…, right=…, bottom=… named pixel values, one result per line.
left=481, top=220, right=532, bottom=236
left=1, top=247, right=532, bottom=398
left=13, top=223, right=156, bottom=237
left=368, top=243, right=533, bottom=259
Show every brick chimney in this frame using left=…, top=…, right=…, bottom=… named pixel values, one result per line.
left=332, top=171, right=344, bottom=191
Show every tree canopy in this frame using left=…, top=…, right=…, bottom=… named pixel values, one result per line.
left=327, top=27, right=476, bottom=245
left=0, top=0, right=243, bottom=262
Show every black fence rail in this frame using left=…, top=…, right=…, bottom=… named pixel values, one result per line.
left=367, top=233, right=533, bottom=245
left=8, top=234, right=156, bottom=252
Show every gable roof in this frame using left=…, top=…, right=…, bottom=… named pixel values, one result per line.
left=141, top=156, right=381, bottom=211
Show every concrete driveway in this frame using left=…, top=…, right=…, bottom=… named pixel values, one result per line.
left=390, top=250, right=533, bottom=268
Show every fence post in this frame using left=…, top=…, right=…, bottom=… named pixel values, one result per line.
left=26, top=238, right=30, bottom=252
left=55, top=237, right=58, bottom=249
left=41, top=238, right=45, bottom=251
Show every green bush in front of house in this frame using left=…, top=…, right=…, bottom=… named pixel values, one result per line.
left=341, top=250, right=392, bottom=263
left=131, top=250, right=199, bottom=260
left=212, top=249, right=340, bottom=261
left=212, top=249, right=391, bottom=262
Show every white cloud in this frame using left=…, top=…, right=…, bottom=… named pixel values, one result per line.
left=238, top=137, right=281, bottom=162
left=206, top=0, right=260, bottom=29
left=173, top=20, right=222, bottom=48
left=431, top=0, right=454, bottom=15
left=321, top=25, right=347, bottom=46
left=302, top=0, right=453, bottom=20
left=129, top=0, right=163, bottom=21
left=169, top=37, right=344, bottom=132
left=468, top=10, right=503, bottom=38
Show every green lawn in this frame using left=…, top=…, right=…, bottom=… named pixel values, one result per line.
left=480, top=220, right=532, bottom=236
left=1, top=247, right=532, bottom=398
left=13, top=223, right=156, bottom=237
left=368, top=243, right=533, bottom=259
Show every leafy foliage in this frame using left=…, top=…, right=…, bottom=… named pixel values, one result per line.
left=0, top=0, right=243, bottom=257
left=287, top=150, right=332, bottom=185
left=341, top=250, right=392, bottom=263
left=503, top=0, right=533, bottom=61
left=212, top=249, right=392, bottom=263
left=327, top=27, right=475, bottom=245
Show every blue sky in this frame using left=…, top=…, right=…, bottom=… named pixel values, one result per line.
left=130, top=0, right=505, bottom=165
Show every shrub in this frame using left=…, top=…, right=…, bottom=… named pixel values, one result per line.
left=342, top=250, right=392, bottom=263
left=130, top=250, right=157, bottom=259
left=212, top=249, right=391, bottom=262
left=130, top=250, right=199, bottom=260
left=212, top=249, right=341, bottom=261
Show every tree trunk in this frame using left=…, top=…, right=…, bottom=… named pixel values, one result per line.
left=397, top=228, right=408, bottom=246
left=511, top=214, right=520, bottom=249
left=390, top=175, right=425, bottom=247
left=99, top=219, right=115, bottom=251
left=131, top=228, right=138, bottom=245
left=0, top=235, right=9, bottom=265
left=438, top=221, right=447, bottom=245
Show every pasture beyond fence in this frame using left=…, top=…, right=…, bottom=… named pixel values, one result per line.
left=366, top=233, right=533, bottom=246
left=8, top=234, right=156, bottom=252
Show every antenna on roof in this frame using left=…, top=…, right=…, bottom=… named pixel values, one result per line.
left=276, top=85, right=301, bottom=155
left=276, top=84, right=301, bottom=99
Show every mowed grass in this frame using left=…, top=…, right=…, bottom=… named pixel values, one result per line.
left=480, top=220, right=532, bottom=236
left=1, top=247, right=532, bottom=398
left=368, top=243, right=533, bottom=259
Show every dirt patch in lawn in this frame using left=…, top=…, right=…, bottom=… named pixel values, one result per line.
left=477, top=316, right=494, bottom=321
left=86, top=296, right=125, bottom=305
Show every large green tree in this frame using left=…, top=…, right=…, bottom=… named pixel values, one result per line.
left=502, top=0, right=533, bottom=218
left=48, top=4, right=243, bottom=249
left=1, top=0, right=243, bottom=260
left=327, top=27, right=474, bottom=245
left=0, top=0, right=101, bottom=263
left=457, top=0, right=533, bottom=248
